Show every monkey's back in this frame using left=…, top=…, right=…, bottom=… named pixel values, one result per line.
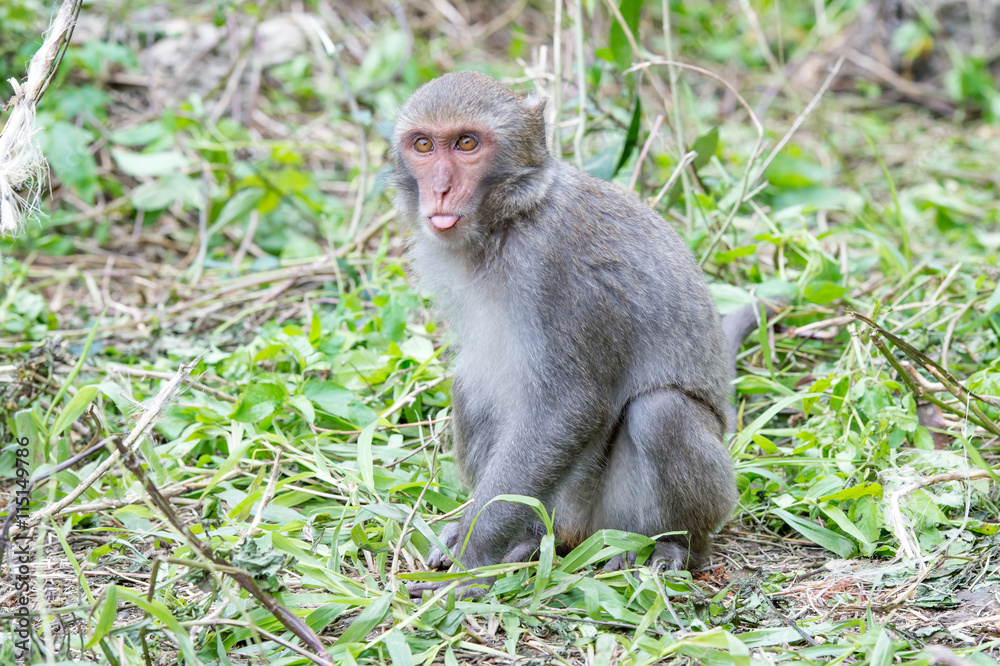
left=514, top=160, right=732, bottom=431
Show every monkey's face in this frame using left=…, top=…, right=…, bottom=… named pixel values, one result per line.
left=397, top=124, right=496, bottom=239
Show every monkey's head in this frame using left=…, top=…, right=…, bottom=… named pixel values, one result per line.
left=391, top=71, right=551, bottom=245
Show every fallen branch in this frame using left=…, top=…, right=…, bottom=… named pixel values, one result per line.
left=0, top=0, right=83, bottom=235
left=115, top=438, right=333, bottom=665
left=850, top=310, right=1000, bottom=438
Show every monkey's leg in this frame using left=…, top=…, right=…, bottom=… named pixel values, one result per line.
left=500, top=522, right=546, bottom=562
left=411, top=408, right=595, bottom=598
left=591, top=389, right=736, bottom=571
left=420, top=376, right=523, bottom=572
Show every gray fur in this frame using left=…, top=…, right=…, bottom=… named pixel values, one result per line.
left=393, top=72, right=738, bottom=592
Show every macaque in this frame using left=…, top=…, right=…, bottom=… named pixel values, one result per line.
left=391, top=71, right=749, bottom=597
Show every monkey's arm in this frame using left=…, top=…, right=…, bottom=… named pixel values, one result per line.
left=461, top=407, right=590, bottom=563
left=410, top=398, right=596, bottom=598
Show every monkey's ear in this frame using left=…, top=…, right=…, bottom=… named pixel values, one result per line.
left=524, top=94, right=547, bottom=120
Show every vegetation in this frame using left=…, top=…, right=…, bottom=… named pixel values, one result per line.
left=1, top=0, right=999, bottom=664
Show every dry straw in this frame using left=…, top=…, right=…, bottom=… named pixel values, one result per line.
left=0, top=0, right=82, bottom=236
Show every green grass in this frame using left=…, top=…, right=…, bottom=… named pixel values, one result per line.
left=1, top=0, right=999, bottom=664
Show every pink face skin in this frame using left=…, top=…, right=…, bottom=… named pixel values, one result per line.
left=400, top=124, right=496, bottom=235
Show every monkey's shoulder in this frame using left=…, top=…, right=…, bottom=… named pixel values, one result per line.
left=504, top=162, right=703, bottom=290
left=529, top=163, right=688, bottom=251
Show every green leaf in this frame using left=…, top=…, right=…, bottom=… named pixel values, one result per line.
left=820, top=483, right=883, bottom=501
left=817, top=503, right=872, bottom=552
left=752, top=434, right=779, bottom=454
left=609, top=0, right=642, bottom=71
left=532, top=532, right=556, bottom=610
left=732, top=393, right=821, bottom=454
left=131, top=174, right=203, bottom=211
left=230, top=382, right=287, bottom=423
left=771, top=508, right=855, bottom=557
left=584, top=135, right=625, bottom=181
left=714, top=244, right=756, bottom=265
left=45, top=316, right=101, bottom=424
left=305, top=603, right=350, bottom=633
left=803, top=281, right=848, bottom=305
left=108, top=122, right=168, bottom=147
left=963, top=437, right=1000, bottom=484
left=114, top=587, right=200, bottom=664
left=288, top=394, right=316, bottom=424
left=559, top=529, right=653, bottom=572
left=232, top=534, right=287, bottom=578
left=772, top=186, right=865, bottom=214
left=334, top=590, right=393, bottom=645
left=12, top=409, right=45, bottom=449
left=710, top=284, right=755, bottom=315
left=739, top=626, right=824, bottom=648
left=763, top=150, right=826, bottom=188
left=210, top=188, right=266, bottom=234
left=382, top=299, right=408, bottom=342
left=758, top=303, right=774, bottom=379
left=983, top=282, right=1000, bottom=317
left=203, top=429, right=252, bottom=495
left=85, top=585, right=117, bottom=648
left=41, top=121, right=99, bottom=204
left=49, top=385, right=98, bottom=443
left=96, top=381, right=135, bottom=415
left=613, top=96, right=642, bottom=177
left=869, top=624, right=894, bottom=666
left=357, top=420, right=377, bottom=491
left=383, top=630, right=414, bottom=666
left=112, top=149, right=190, bottom=177
left=400, top=336, right=435, bottom=363
left=690, top=127, right=719, bottom=171
left=53, top=86, right=112, bottom=121
left=304, top=381, right=354, bottom=420
left=675, top=629, right=750, bottom=666
left=487, top=494, right=554, bottom=533
left=595, top=634, right=617, bottom=665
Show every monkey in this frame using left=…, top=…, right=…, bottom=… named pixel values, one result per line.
left=390, top=71, right=758, bottom=598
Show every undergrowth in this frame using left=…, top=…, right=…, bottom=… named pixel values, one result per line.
left=1, top=0, right=999, bottom=664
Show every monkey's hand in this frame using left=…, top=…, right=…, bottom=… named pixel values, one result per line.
left=424, top=521, right=461, bottom=569
left=426, top=521, right=543, bottom=569
left=411, top=526, right=543, bottom=599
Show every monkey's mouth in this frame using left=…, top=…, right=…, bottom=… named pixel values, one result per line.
left=429, top=214, right=460, bottom=230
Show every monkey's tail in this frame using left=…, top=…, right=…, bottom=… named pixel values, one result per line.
left=722, top=296, right=788, bottom=432
left=721, top=297, right=788, bottom=366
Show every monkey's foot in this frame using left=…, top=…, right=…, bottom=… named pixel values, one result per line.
left=407, top=577, right=493, bottom=600
left=603, top=542, right=694, bottom=572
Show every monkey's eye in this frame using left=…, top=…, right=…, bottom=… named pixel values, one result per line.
left=413, top=137, right=433, bottom=153
left=456, top=135, right=478, bottom=151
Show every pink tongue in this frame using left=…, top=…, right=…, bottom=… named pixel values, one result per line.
left=430, top=215, right=459, bottom=230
